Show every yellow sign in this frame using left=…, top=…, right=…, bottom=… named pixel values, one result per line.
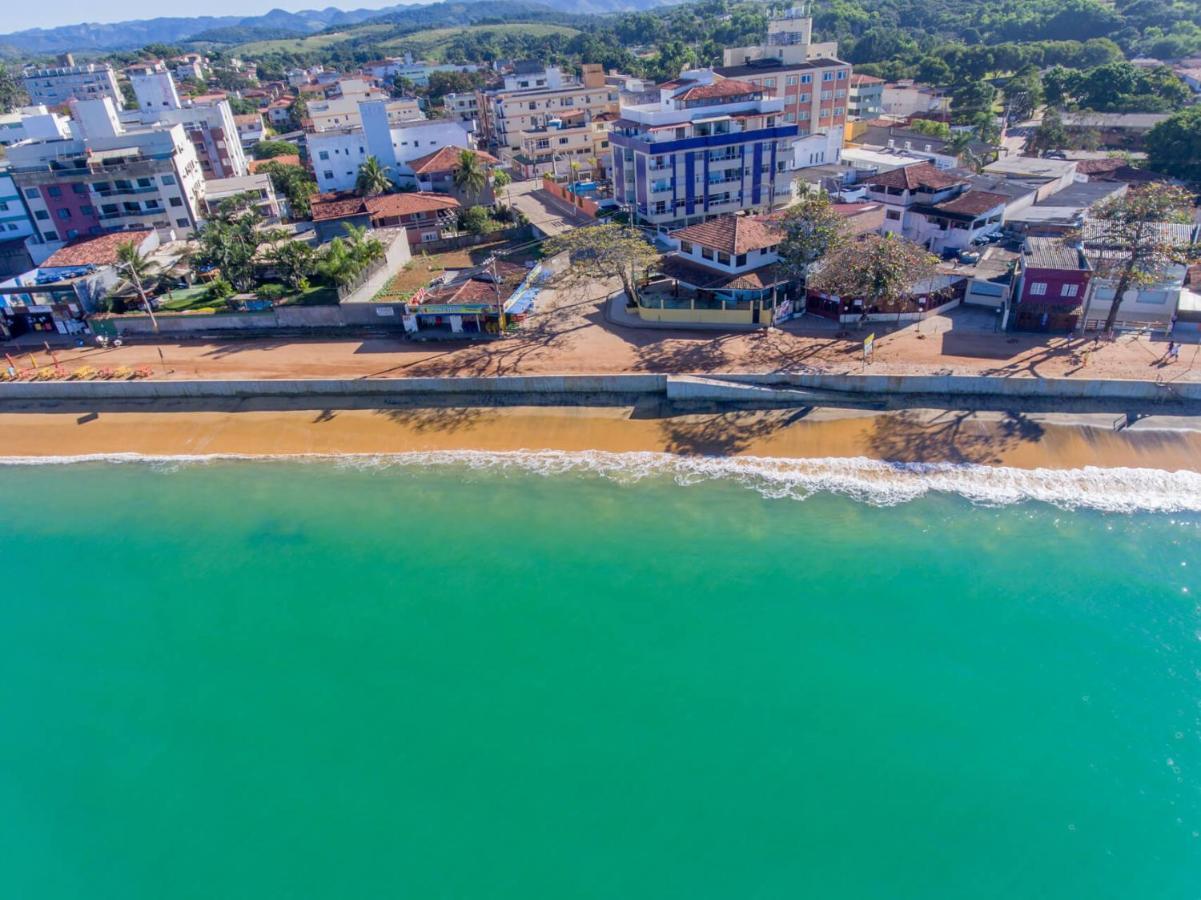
left=863, top=332, right=875, bottom=359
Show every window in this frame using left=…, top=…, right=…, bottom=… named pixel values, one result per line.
left=764, top=78, right=776, bottom=88
left=80, top=205, right=93, bottom=215
left=1029, top=282, right=1047, bottom=296
left=177, top=218, right=190, bottom=227
left=170, top=197, right=183, bottom=207
left=801, top=74, right=812, bottom=84
left=885, top=209, right=901, bottom=221
left=735, top=253, right=747, bottom=266
left=34, top=210, right=49, bottom=221
left=72, top=183, right=87, bottom=194
left=837, top=70, right=847, bottom=80
left=42, top=230, right=57, bottom=240
left=319, top=150, right=330, bottom=160
left=1060, top=283, right=1079, bottom=298
left=822, top=72, right=833, bottom=82
left=137, top=177, right=152, bottom=188
left=679, top=240, right=693, bottom=254
left=786, top=75, right=798, bottom=86
left=0, top=201, right=7, bottom=211
left=24, top=188, right=38, bottom=199
left=701, top=247, right=714, bottom=261
left=47, top=186, right=62, bottom=197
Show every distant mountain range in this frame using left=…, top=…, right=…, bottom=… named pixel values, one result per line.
left=0, top=0, right=667, bottom=57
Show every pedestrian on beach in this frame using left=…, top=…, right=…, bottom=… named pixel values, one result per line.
left=1170, top=342, right=1181, bottom=363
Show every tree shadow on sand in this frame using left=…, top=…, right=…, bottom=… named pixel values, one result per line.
left=659, top=409, right=811, bottom=455
left=374, top=406, right=495, bottom=433
left=866, top=410, right=1045, bottom=465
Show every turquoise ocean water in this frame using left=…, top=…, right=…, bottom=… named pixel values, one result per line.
left=1, top=455, right=1200, bottom=898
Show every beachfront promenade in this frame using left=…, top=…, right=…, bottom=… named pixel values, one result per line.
left=5, top=286, right=1199, bottom=387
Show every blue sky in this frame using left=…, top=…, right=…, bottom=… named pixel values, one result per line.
left=9, top=0, right=406, bottom=32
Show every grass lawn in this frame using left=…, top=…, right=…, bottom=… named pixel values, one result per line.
left=280, top=284, right=339, bottom=306
left=158, top=286, right=226, bottom=312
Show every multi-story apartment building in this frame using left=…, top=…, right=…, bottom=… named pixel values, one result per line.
left=723, top=4, right=840, bottom=66
left=307, top=100, right=473, bottom=193
left=477, top=63, right=619, bottom=163
left=512, top=109, right=614, bottom=179
left=848, top=74, right=884, bottom=119
left=715, top=6, right=851, bottom=165
left=125, top=66, right=248, bottom=180
left=609, top=70, right=801, bottom=230
left=7, top=98, right=206, bottom=261
left=443, top=92, right=480, bottom=132
left=0, top=168, right=36, bottom=238
left=22, top=56, right=124, bottom=109
left=0, top=106, right=71, bottom=146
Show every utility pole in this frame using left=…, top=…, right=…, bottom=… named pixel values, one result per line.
left=486, top=254, right=506, bottom=332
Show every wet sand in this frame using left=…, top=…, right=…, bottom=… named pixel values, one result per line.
left=2, top=404, right=1200, bottom=472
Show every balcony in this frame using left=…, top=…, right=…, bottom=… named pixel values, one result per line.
left=92, top=185, right=158, bottom=197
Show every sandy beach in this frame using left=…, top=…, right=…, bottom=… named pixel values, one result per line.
left=3, top=402, right=1201, bottom=472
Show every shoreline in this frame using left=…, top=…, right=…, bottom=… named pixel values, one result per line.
left=4, top=403, right=1201, bottom=473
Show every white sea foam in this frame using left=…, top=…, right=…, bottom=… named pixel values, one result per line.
left=2, top=449, right=1200, bottom=513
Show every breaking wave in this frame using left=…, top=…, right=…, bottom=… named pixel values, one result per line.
left=2, top=449, right=1200, bottom=513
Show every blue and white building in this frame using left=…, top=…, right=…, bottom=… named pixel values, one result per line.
left=609, top=69, right=804, bottom=230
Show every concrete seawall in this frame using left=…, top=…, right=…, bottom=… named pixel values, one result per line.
left=0, top=372, right=1197, bottom=410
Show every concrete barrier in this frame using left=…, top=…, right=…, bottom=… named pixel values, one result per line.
left=0, top=374, right=667, bottom=401
left=1, top=371, right=1197, bottom=407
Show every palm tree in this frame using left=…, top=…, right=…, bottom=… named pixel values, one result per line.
left=569, top=160, right=581, bottom=187
left=452, top=149, right=487, bottom=202
left=114, top=242, right=160, bottom=333
left=355, top=156, right=392, bottom=197
left=342, top=223, right=385, bottom=268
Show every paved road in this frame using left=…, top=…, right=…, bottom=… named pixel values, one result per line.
left=507, top=177, right=595, bottom=237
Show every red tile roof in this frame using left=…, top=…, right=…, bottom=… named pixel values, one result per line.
left=407, top=146, right=499, bottom=176
left=42, top=230, right=154, bottom=268
left=850, top=74, right=885, bottom=86
left=672, top=78, right=760, bottom=101
left=929, top=190, right=1008, bottom=216
left=310, top=191, right=461, bottom=223
left=670, top=214, right=783, bottom=255
left=867, top=162, right=963, bottom=191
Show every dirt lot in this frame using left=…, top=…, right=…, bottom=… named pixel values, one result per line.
left=8, top=281, right=1200, bottom=383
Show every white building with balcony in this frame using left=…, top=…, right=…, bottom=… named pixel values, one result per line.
left=307, top=101, right=473, bottom=193
left=609, top=70, right=803, bottom=230
left=7, top=98, right=206, bottom=262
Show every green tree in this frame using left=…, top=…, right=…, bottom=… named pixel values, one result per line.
left=776, top=191, right=848, bottom=284
left=193, top=193, right=278, bottom=292
left=491, top=169, right=513, bottom=209
left=545, top=223, right=659, bottom=306
left=270, top=240, right=317, bottom=291
left=1083, top=184, right=1193, bottom=333
left=1029, top=108, right=1069, bottom=154
left=459, top=205, right=499, bottom=235
left=258, top=161, right=317, bottom=218
left=452, top=149, right=488, bottom=202
left=112, top=242, right=161, bottom=332
left=252, top=140, right=298, bottom=160
left=809, top=234, right=940, bottom=317
left=0, top=64, right=26, bottom=114
left=355, top=156, right=393, bottom=198
left=908, top=119, right=953, bottom=139
left=1145, top=107, right=1201, bottom=183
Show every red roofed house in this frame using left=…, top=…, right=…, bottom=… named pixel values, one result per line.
left=639, top=213, right=796, bottom=325
left=403, top=146, right=499, bottom=203
left=310, top=191, right=460, bottom=246
left=865, top=162, right=1005, bottom=253
left=1012, top=236, right=1093, bottom=332
left=0, top=229, right=159, bottom=336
